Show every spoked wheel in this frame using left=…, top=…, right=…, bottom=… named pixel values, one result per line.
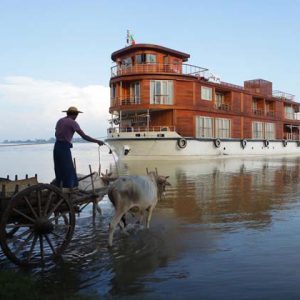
left=0, top=184, right=75, bottom=266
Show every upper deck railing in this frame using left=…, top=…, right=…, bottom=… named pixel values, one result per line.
left=220, top=81, right=244, bottom=91
left=107, top=125, right=176, bottom=134
left=111, top=63, right=208, bottom=78
left=272, top=90, right=295, bottom=101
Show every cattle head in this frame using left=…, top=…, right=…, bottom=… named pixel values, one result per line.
left=156, top=175, right=171, bottom=198
left=100, top=171, right=118, bottom=185
left=146, top=169, right=171, bottom=199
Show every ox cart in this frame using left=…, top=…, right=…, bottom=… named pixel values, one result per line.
left=0, top=168, right=109, bottom=267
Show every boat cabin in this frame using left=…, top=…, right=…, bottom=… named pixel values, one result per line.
left=109, top=43, right=300, bottom=141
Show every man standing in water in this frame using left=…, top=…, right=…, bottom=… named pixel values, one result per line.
left=54, top=106, right=104, bottom=189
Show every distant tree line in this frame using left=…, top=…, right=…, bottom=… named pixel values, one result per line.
left=2, top=137, right=88, bottom=144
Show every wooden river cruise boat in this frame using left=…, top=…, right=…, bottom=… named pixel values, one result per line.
left=105, top=42, right=300, bottom=160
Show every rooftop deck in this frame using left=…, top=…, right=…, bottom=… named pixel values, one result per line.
left=111, top=63, right=208, bottom=78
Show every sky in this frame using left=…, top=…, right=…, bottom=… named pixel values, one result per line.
left=0, top=0, right=299, bottom=140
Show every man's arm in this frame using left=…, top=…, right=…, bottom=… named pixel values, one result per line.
left=76, top=129, right=104, bottom=146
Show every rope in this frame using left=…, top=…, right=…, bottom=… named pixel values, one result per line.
left=96, top=136, right=120, bottom=176
left=103, top=143, right=120, bottom=177
left=98, top=146, right=101, bottom=175
left=80, top=143, right=118, bottom=191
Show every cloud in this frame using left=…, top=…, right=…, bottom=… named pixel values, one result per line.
left=0, top=76, right=110, bottom=140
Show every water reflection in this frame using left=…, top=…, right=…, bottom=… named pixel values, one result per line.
left=118, top=157, right=300, bottom=230
left=2, top=145, right=300, bottom=299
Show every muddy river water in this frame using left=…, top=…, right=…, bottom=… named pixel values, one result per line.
left=1, top=143, right=300, bottom=299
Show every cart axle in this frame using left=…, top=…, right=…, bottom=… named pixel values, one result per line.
left=34, top=217, right=54, bottom=235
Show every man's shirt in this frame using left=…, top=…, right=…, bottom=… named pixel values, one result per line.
left=55, top=116, right=81, bottom=143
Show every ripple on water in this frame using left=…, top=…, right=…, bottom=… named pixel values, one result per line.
left=3, top=151, right=300, bottom=299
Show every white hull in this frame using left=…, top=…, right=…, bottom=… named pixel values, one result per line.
left=105, top=132, right=300, bottom=161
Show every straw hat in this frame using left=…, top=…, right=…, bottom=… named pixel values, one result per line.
left=62, top=106, right=83, bottom=114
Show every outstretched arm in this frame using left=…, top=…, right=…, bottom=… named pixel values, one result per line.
left=76, top=129, right=104, bottom=146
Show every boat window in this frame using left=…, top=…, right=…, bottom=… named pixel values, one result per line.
left=110, top=84, right=118, bottom=106
left=265, top=122, right=275, bottom=139
left=284, top=106, right=294, bottom=119
left=196, top=116, right=213, bottom=138
left=122, top=57, right=132, bottom=67
left=130, top=82, right=141, bottom=104
left=201, top=86, right=212, bottom=101
left=252, top=122, right=264, bottom=139
left=215, top=93, right=224, bottom=107
left=196, top=116, right=232, bottom=138
left=252, top=121, right=275, bottom=139
left=150, top=80, right=173, bottom=105
left=173, top=59, right=180, bottom=73
left=136, top=54, right=157, bottom=64
left=252, top=99, right=258, bottom=110
left=147, top=54, right=156, bottom=63
left=215, top=118, right=231, bottom=138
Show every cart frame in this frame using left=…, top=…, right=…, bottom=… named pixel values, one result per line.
left=0, top=171, right=109, bottom=267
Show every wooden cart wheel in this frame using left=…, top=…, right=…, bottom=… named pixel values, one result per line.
left=0, top=184, right=75, bottom=266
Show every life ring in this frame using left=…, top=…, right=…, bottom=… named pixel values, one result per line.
left=241, top=139, right=247, bottom=149
left=214, top=138, right=221, bottom=148
left=282, top=139, right=288, bottom=147
left=113, top=119, right=120, bottom=125
left=177, top=138, right=187, bottom=149
left=264, top=139, right=269, bottom=147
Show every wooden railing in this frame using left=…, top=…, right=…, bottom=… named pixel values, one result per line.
left=108, top=126, right=176, bottom=134
left=286, top=133, right=300, bottom=140
left=285, top=112, right=300, bottom=120
left=121, top=97, right=141, bottom=105
left=220, top=81, right=244, bottom=91
left=110, top=97, right=140, bottom=106
left=111, top=63, right=208, bottom=77
left=252, top=109, right=276, bottom=117
left=110, top=95, right=172, bottom=106
left=266, top=111, right=275, bottom=117
left=273, top=90, right=295, bottom=101
left=214, top=103, right=231, bottom=111
left=253, top=109, right=264, bottom=116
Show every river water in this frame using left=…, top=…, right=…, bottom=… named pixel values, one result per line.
left=1, top=143, right=300, bottom=299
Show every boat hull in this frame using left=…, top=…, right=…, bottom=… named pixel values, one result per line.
left=105, top=136, right=300, bottom=161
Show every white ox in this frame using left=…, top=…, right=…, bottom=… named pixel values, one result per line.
left=107, top=172, right=170, bottom=246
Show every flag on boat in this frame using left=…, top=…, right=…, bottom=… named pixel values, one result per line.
left=126, top=30, right=136, bottom=45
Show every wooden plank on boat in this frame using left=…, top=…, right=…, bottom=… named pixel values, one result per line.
left=1, top=177, right=39, bottom=198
